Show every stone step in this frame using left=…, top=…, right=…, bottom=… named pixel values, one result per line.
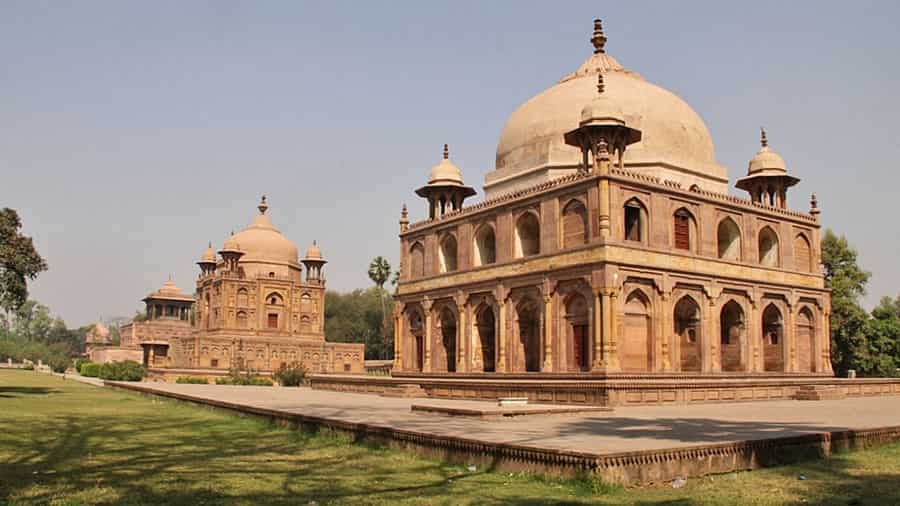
left=795, top=385, right=846, bottom=401
left=379, top=383, right=427, bottom=398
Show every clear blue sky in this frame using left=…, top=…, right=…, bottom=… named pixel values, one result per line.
left=2, top=1, right=898, bottom=326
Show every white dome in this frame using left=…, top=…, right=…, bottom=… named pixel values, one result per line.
left=486, top=26, right=728, bottom=197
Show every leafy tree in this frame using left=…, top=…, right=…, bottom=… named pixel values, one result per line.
left=367, top=256, right=391, bottom=345
left=821, top=229, right=872, bottom=376
left=0, top=208, right=47, bottom=314
left=324, top=288, right=394, bottom=360
left=866, top=296, right=900, bottom=377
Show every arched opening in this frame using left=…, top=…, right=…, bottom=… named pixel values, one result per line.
left=439, top=235, right=458, bottom=273
left=409, top=242, right=425, bottom=278
left=622, top=290, right=652, bottom=372
left=564, top=293, right=590, bottom=371
left=474, top=303, right=496, bottom=372
left=674, top=296, right=702, bottom=372
left=758, top=227, right=780, bottom=266
left=515, top=298, right=541, bottom=372
left=673, top=208, right=696, bottom=252
left=265, top=292, right=284, bottom=330
left=797, top=307, right=815, bottom=373
left=624, top=198, right=648, bottom=242
left=515, top=212, right=541, bottom=258
left=719, top=301, right=745, bottom=372
left=473, top=225, right=496, bottom=267
left=562, top=200, right=588, bottom=249
left=717, top=217, right=742, bottom=260
left=437, top=307, right=457, bottom=372
left=237, top=288, right=249, bottom=307
left=762, top=303, right=785, bottom=372
left=794, top=234, right=812, bottom=272
left=236, top=311, right=248, bottom=329
left=407, top=309, right=424, bottom=372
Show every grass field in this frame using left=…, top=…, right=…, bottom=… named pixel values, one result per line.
left=1, top=370, right=899, bottom=505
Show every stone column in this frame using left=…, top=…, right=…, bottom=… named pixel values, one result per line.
left=497, top=299, right=507, bottom=372
left=456, top=300, right=467, bottom=373
left=423, top=300, right=433, bottom=372
left=658, top=292, right=672, bottom=371
left=593, top=289, right=620, bottom=371
left=542, top=294, right=553, bottom=372
left=393, top=311, right=402, bottom=372
left=785, top=304, right=797, bottom=372
left=822, top=307, right=833, bottom=375
left=749, top=302, right=762, bottom=372
left=593, top=290, right=603, bottom=369
left=609, top=289, right=620, bottom=368
left=708, top=298, right=720, bottom=373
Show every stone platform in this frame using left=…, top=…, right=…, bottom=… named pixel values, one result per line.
left=410, top=399, right=612, bottom=418
left=309, top=372, right=900, bottom=406
left=109, top=380, right=900, bottom=485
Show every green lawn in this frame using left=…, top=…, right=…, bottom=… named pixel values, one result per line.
left=1, top=370, right=899, bottom=506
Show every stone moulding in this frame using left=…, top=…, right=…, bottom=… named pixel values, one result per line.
left=406, top=164, right=816, bottom=234
left=106, top=381, right=900, bottom=486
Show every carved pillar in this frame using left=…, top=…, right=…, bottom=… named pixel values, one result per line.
left=593, top=290, right=603, bottom=368
left=497, top=299, right=507, bottom=373
left=786, top=303, right=796, bottom=372
left=423, top=299, right=433, bottom=372
left=542, top=293, right=553, bottom=372
left=593, top=288, right=621, bottom=371
left=596, top=151, right=612, bottom=240
left=609, top=289, right=620, bottom=368
left=749, top=301, right=761, bottom=372
left=658, top=291, right=672, bottom=371
left=708, top=297, right=720, bottom=373
left=392, top=309, right=402, bottom=372
left=456, top=299, right=467, bottom=373
left=822, top=307, right=833, bottom=375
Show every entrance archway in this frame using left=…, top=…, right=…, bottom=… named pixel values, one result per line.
left=515, top=298, right=541, bottom=372
left=720, top=300, right=745, bottom=372
left=797, top=307, right=815, bottom=372
left=438, top=307, right=457, bottom=373
left=407, top=310, right=424, bottom=372
left=762, top=304, right=785, bottom=372
left=674, top=296, right=702, bottom=372
left=564, top=293, right=589, bottom=371
left=622, top=290, right=651, bottom=372
left=474, top=303, right=496, bottom=372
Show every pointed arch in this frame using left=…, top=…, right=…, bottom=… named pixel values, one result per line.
left=794, top=233, right=812, bottom=272
left=673, top=207, right=697, bottom=252
left=624, top=197, right=648, bottom=242
left=439, top=234, right=458, bottom=273
left=717, top=217, right=742, bottom=260
left=758, top=226, right=780, bottom=266
left=406, top=306, right=425, bottom=372
left=797, top=306, right=816, bottom=372
left=563, top=292, right=590, bottom=371
left=515, top=211, right=541, bottom=257
left=409, top=241, right=425, bottom=278
left=473, top=224, right=496, bottom=266
left=622, top=289, right=652, bottom=372
left=436, top=305, right=457, bottom=372
left=719, top=300, right=745, bottom=372
left=562, top=199, right=588, bottom=249
left=762, top=303, right=785, bottom=371
left=474, top=302, right=496, bottom=372
left=514, top=296, right=541, bottom=372
left=674, top=295, right=702, bottom=372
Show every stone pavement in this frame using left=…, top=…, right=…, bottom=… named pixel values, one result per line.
left=119, top=382, right=900, bottom=455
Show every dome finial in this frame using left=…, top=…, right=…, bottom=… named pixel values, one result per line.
left=591, top=18, right=607, bottom=54
left=443, top=143, right=449, bottom=160
left=597, top=73, right=605, bottom=95
left=258, top=195, right=269, bottom=215
left=760, top=127, right=768, bottom=148
left=810, top=193, right=820, bottom=216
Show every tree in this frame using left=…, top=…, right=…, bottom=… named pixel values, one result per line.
left=324, top=288, right=394, bottom=360
left=367, top=256, right=391, bottom=346
left=821, top=229, right=872, bottom=376
left=866, top=296, right=900, bottom=377
left=0, top=208, right=47, bottom=314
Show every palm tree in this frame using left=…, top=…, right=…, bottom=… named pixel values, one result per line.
left=367, top=257, right=391, bottom=350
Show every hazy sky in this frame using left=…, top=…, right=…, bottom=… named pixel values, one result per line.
left=2, top=1, right=898, bottom=326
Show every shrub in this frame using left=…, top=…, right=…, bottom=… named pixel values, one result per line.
left=75, top=358, right=89, bottom=373
left=274, top=362, right=307, bottom=387
left=22, top=363, right=34, bottom=371
left=80, top=363, right=101, bottom=377
left=47, top=355, right=69, bottom=373
left=98, top=360, right=146, bottom=381
left=175, top=376, right=209, bottom=384
left=215, top=369, right=273, bottom=386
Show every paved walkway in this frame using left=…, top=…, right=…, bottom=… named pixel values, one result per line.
left=118, top=382, right=900, bottom=455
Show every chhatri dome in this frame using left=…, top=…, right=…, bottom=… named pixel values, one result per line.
left=486, top=19, right=728, bottom=197
left=226, top=196, right=301, bottom=276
